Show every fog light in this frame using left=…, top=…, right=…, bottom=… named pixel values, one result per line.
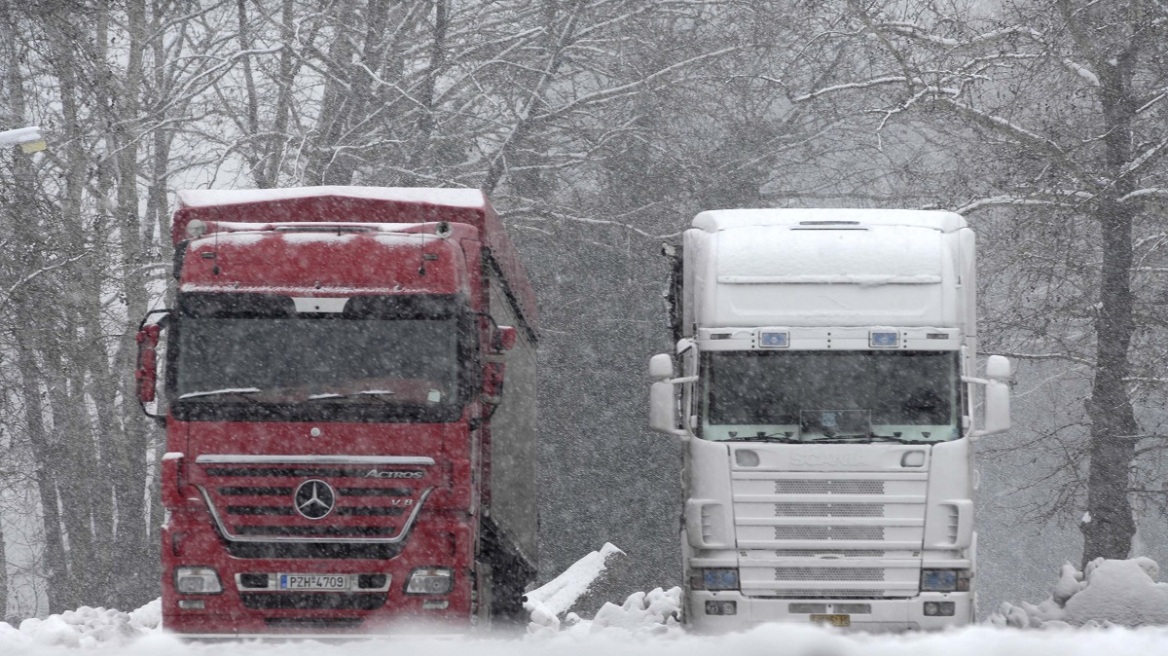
left=177, top=599, right=205, bottom=610
left=237, top=573, right=270, bottom=589
left=358, top=574, right=389, bottom=590
left=406, top=568, right=453, bottom=595
left=704, top=600, right=737, bottom=616
left=175, top=567, right=222, bottom=594
left=923, top=601, right=956, bottom=616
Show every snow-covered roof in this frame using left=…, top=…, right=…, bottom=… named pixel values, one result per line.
left=693, top=208, right=967, bottom=232
left=177, top=186, right=485, bottom=210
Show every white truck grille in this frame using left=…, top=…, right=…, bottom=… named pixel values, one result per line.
left=733, top=471, right=927, bottom=598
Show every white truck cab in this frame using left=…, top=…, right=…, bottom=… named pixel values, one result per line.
left=650, top=209, right=1010, bottom=631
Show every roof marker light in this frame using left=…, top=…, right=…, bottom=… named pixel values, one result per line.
left=759, top=331, right=789, bottom=348
left=870, top=331, right=899, bottom=348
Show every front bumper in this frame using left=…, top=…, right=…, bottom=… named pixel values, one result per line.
left=162, top=512, right=474, bottom=635
left=687, top=590, right=974, bottom=632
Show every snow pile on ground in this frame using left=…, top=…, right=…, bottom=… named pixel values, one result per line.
left=991, top=557, right=1168, bottom=628
left=524, top=542, right=624, bottom=632
left=523, top=542, right=679, bottom=635
left=0, top=599, right=160, bottom=649
left=11, top=556, right=1168, bottom=654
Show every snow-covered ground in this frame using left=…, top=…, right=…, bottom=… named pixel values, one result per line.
left=5, top=549, right=1168, bottom=655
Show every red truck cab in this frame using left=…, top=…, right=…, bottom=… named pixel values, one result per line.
left=137, top=188, right=538, bottom=638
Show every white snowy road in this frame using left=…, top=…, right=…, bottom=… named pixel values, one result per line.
left=8, top=623, right=1168, bottom=656
left=7, top=553, right=1168, bottom=654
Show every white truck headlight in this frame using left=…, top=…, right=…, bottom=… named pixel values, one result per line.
left=692, top=568, right=739, bottom=591
left=175, top=567, right=223, bottom=594
left=921, top=569, right=972, bottom=592
left=406, top=568, right=453, bottom=594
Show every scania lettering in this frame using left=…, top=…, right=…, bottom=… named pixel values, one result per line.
left=649, top=209, right=1010, bottom=631
left=136, top=187, right=538, bottom=638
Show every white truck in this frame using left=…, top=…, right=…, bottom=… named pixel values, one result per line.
left=650, top=208, right=1011, bottom=631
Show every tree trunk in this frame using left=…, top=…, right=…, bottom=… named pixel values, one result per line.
left=1080, top=49, right=1140, bottom=565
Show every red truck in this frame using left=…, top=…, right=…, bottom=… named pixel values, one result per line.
left=135, top=187, right=538, bottom=637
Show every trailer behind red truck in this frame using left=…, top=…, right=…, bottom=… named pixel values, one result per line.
left=135, top=187, right=538, bottom=638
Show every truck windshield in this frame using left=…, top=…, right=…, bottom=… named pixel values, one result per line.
left=171, top=293, right=473, bottom=422
left=700, top=351, right=960, bottom=443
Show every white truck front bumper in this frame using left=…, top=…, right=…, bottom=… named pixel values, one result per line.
left=687, top=590, right=974, bottom=633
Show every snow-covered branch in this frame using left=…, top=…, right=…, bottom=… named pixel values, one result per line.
left=997, top=351, right=1095, bottom=367
left=1120, top=188, right=1168, bottom=203
left=955, top=192, right=1093, bottom=215
left=1060, top=58, right=1099, bottom=87
left=0, top=252, right=93, bottom=315
left=1118, top=137, right=1168, bottom=182
left=875, top=21, right=1044, bottom=49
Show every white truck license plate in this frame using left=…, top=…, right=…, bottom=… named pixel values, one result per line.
left=279, top=574, right=349, bottom=590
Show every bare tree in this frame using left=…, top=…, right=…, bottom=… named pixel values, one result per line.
left=790, top=0, right=1168, bottom=563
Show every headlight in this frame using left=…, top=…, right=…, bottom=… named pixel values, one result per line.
left=921, top=569, right=969, bottom=592
left=692, top=568, right=739, bottom=591
left=175, top=567, right=223, bottom=594
left=406, top=568, right=453, bottom=595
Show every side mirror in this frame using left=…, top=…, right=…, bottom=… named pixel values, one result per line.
left=986, top=354, right=1011, bottom=381
left=136, top=324, right=162, bottom=403
left=492, top=325, right=518, bottom=353
left=648, top=353, right=686, bottom=436
left=649, top=353, right=673, bottom=381
left=483, top=361, right=506, bottom=406
left=982, top=379, right=1010, bottom=435
left=650, top=381, right=680, bottom=434
left=136, top=310, right=171, bottom=424
left=966, top=355, right=1012, bottom=438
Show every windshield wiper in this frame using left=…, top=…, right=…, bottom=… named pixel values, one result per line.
left=304, top=390, right=398, bottom=404
left=809, top=433, right=926, bottom=444
left=178, top=388, right=265, bottom=405
left=726, top=434, right=803, bottom=444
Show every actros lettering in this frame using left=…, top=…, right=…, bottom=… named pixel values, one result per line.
left=364, top=469, right=424, bottom=479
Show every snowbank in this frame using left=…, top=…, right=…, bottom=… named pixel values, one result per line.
left=523, top=543, right=680, bottom=635
left=9, top=556, right=1168, bottom=654
left=991, top=557, right=1168, bottom=628
left=0, top=599, right=160, bottom=649
left=524, top=542, right=626, bottom=630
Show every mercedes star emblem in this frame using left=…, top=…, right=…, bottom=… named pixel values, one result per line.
left=294, top=479, right=336, bottom=520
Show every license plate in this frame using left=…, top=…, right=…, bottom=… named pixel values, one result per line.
left=278, top=574, right=349, bottom=591
left=811, top=614, right=851, bottom=627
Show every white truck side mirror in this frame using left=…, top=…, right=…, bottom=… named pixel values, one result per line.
left=649, top=353, right=673, bottom=380
left=649, top=353, right=686, bottom=435
left=966, top=355, right=1012, bottom=438
left=986, top=354, right=1011, bottom=381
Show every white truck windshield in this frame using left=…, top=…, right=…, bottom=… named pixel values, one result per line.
left=700, top=351, right=959, bottom=443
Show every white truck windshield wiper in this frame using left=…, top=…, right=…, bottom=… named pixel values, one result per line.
left=726, top=434, right=803, bottom=444
left=809, top=433, right=925, bottom=444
